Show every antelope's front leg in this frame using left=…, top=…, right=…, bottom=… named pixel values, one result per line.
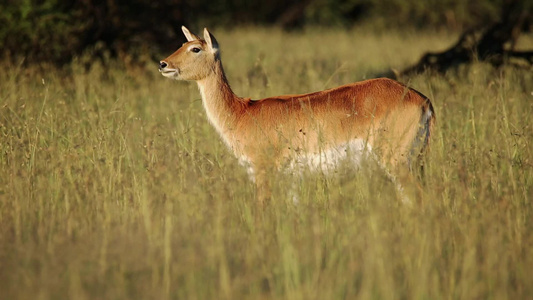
left=253, top=168, right=272, bottom=208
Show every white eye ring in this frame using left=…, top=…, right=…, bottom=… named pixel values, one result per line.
left=191, top=47, right=201, bottom=53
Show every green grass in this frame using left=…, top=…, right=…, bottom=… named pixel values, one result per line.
left=1, top=27, right=532, bottom=300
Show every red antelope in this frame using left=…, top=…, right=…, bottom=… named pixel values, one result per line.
left=159, top=26, right=435, bottom=204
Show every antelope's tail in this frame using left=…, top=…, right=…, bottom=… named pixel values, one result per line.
left=409, top=98, right=435, bottom=172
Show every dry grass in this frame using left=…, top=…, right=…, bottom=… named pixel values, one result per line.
left=1, top=27, right=532, bottom=299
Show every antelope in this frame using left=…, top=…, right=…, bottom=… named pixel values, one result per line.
left=159, top=26, right=435, bottom=204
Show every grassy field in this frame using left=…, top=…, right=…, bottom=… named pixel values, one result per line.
left=1, top=27, right=532, bottom=299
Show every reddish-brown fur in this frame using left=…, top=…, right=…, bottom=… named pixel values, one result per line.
left=160, top=27, right=435, bottom=204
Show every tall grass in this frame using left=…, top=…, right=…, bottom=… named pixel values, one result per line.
left=1, top=27, right=532, bottom=300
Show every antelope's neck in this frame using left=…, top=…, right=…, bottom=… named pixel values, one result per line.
left=196, top=61, right=244, bottom=148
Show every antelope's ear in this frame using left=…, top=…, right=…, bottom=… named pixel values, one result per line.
left=182, top=26, right=200, bottom=42
left=203, top=28, right=219, bottom=53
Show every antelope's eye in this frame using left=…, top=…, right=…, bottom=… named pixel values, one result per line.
left=191, top=47, right=201, bottom=53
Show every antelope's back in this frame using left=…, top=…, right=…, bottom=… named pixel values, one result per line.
left=233, top=78, right=434, bottom=166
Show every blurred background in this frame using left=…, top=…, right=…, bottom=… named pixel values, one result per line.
left=1, top=2, right=533, bottom=300
left=1, top=0, right=529, bottom=66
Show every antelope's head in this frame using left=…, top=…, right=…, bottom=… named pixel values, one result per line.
left=159, top=26, right=220, bottom=81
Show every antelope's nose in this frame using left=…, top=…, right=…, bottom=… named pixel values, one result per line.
left=159, top=61, right=167, bottom=70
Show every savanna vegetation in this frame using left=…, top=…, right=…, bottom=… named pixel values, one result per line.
left=1, top=1, right=533, bottom=299
left=1, top=26, right=532, bottom=299
left=1, top=0, right=524, bottom=65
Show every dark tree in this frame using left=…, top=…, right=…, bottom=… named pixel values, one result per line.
left=386, top=0, right=532, bottom=79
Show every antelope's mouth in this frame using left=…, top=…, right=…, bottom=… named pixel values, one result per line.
left=159, top=60, right=179, bottom=78
left=159, top=68, right=179, bottom=78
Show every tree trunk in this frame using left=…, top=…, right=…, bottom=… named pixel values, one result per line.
left=384, top=0, right=532, bottom=79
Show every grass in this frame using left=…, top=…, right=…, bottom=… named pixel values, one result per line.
left=1, top=27, right=532, bottom=299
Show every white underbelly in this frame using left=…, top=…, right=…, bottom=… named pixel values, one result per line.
left=238, top=139, right=372, bottom=180
left=287, top=139, right=371, bottom=174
